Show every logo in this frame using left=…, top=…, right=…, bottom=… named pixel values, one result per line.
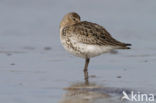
left=121, top=91, right=155, bottom=102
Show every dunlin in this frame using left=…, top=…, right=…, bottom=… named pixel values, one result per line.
left=60, top=12, right=131, bottom=83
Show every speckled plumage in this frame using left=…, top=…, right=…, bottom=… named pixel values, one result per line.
left=60, top=12, right=131, bottom=58
left=59, top=12, right=131, bottom=83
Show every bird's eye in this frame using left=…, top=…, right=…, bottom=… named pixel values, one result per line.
left=73, top=18, right=76, bottom=21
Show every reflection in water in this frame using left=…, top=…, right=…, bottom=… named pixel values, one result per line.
left=59, top=82, right=132, bottom=103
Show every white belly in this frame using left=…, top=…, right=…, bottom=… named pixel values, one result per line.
left=61, top=38, right=113, bottom=58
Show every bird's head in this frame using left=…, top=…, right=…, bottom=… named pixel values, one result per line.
left=60, top=12, right=81, bottom=29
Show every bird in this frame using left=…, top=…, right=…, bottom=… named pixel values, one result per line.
left=59, top=12, right=131, bottom=84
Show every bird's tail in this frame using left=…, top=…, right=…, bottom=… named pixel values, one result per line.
left=118, top=43, right=132, bottom=49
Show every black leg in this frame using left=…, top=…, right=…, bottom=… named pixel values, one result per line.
left=83, top=58, right=90, bottom=85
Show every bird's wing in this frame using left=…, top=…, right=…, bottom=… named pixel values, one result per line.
left=62, top=21, right=131, bottom=48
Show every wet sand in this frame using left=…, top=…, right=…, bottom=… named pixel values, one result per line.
left=0, top=0, right=156, bottom=103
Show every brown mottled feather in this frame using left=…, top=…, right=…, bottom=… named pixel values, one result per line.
left=62, top=21, right=131, bottom=49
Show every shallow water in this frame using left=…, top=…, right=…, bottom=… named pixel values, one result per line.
left=60, top=82, right=134, bottom=103
left=0, top=0, right=156, bottom=103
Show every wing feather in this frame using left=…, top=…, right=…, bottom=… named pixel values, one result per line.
left=62, top=21, right=131, bottom=49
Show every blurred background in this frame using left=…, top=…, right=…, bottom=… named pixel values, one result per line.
left=0, top=0, right=156, bottom=103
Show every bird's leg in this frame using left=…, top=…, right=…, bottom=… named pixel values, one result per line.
left=83, top=58, right=90, bottom=85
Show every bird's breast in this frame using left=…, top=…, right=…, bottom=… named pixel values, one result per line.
left=60, top=37, right=113, bottom=58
